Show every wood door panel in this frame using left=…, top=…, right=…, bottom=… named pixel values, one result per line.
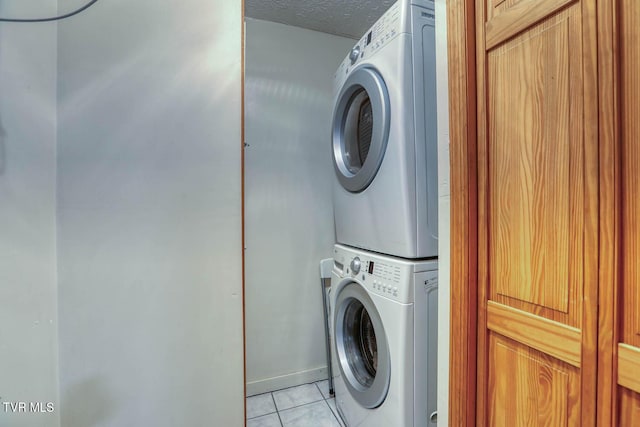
left=488, top=333, right=580, bottom=426
left=619, top=388, right=640, bottom=425
left=621, top=0, right=640, bottom=346
left=454, top=0, right=632, bottom=420
left=488, top=6, right=582, bottom=323
left=476, top=0, right=598, bottom=421
left=462, top=0, right=635, bottom=420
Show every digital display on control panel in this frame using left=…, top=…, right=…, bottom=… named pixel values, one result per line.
left=366, top=31, right=372, bottom=46
left=368, top=261, right=375, bottom=274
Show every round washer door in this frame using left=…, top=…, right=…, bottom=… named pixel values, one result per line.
left=331, top=67, right=390, bottom=193
left=334, top=280, right=391, bottom=408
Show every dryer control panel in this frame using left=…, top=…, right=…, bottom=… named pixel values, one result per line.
left=332, top=0, right=435, bottom=94
left=363, top=1, right=401, bottom=55
left=333, top=1, right=402, bottom=89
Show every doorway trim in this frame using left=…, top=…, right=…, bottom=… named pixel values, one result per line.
left=446, top=0, right=478, bottom=425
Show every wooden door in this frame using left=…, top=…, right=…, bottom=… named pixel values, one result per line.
left=611, top=0, right=640, bottom=423
left=474, top=0, right=599, bottom=424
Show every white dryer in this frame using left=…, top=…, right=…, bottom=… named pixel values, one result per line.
left=330, top=244, right=438, bottom=426
left=331, top=0, right=438, bottom=259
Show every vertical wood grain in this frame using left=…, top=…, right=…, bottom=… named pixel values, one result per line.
left=579, top=0, right=600, bottom=423
left=474, top=0, right=488, bottom=422
left=617, top=0, right=640, bottom=422
left=619, top=388, right=640, bottom=425
left=447, top=0, right=478, bottom=425
left=596, top=0, right=619, bottom=424
left=621, top=0, right=640, bottom=349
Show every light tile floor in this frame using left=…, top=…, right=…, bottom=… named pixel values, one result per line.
left=246, top=380, right=345, bottom=427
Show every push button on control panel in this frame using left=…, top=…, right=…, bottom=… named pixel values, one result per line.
left=371, top=280, right=400, bottom=299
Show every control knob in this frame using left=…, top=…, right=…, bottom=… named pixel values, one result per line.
left=349, top=46, right=361, bottom=64
left=350, top=257, right=361, bottom=274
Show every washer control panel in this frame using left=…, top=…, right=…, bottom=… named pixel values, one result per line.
left=366, top=258, right=403, bottom=299
left=353, top=256, right=406, bottom=302
left=333, top=244, right=437, bottom=304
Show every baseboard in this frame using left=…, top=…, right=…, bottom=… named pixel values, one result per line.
left=246, top=366, right=329, bottom=396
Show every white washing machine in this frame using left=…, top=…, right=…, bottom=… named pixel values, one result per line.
left=330, top=244, right=438, bottom=426
left=331, top=0, right=438, bottom=259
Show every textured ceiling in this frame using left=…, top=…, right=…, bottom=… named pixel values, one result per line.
left=244, top=0, right=394, bottom=40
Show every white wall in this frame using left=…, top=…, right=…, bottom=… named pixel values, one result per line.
left=0, top=1, right=60, bottom=426
left=244, top=18, right=354, bottom=395
left=56, top=0, right=244, bottom=425
left=435, top=0, right=451, bottom=424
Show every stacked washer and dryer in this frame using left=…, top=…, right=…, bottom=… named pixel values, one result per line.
left=328, top=0, right=439, bottom=425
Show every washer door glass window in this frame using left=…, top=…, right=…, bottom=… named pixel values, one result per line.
left=334, top=281, right=390, bottom=408
left=332, top=67, right=390, bottom=193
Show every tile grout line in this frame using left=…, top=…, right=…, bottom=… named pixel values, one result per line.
left=279, top=398, right=343, bottom=427
left=248, top=382, right=334, bottom=425
left=315, top=380, right=342, bottom=425
left=278, top=396, right=326, bottom=413
left=245, top=392, right=278, bottom=420
left=275, top=382, right=326, bottom=411
left=315, top=380, right=343, bottom=426
left=323, top=398, right=343, bottom=426
left=271, top=392, right=284, bottom=427
left=329, top=400, right=345, bottom=426
left=314, top=381, right=325, bottom=399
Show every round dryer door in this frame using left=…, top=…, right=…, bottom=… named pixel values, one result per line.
left=331, top=67, right=390, bottom=193
left=334, top=281, right=391, bottom=408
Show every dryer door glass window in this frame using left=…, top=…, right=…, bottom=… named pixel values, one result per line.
left=332, top=67, right=390, bottom=193
left=334, top=281, right=391, bottom=408
left=342, top=90, right=373, bottom=174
